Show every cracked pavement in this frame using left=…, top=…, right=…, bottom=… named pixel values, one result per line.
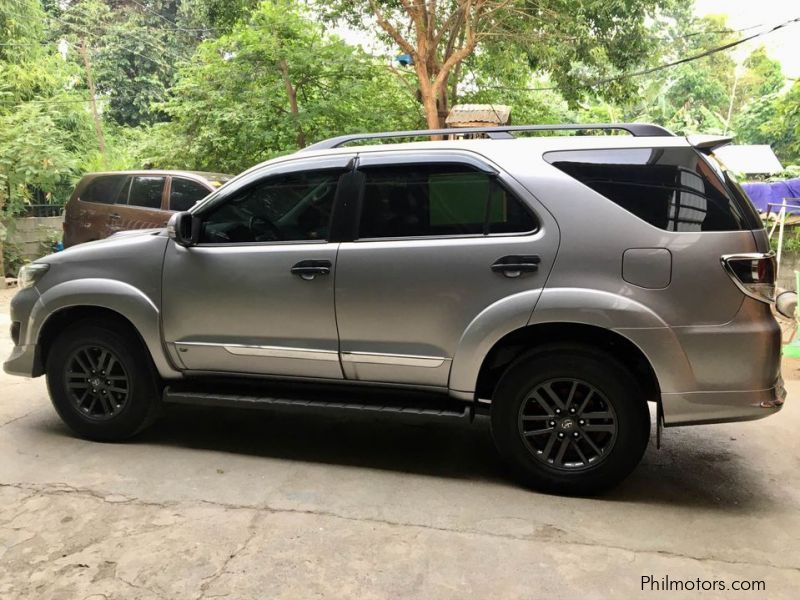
left=1, top=289, right=799, bottom=598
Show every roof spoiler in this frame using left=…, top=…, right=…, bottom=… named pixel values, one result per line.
left=687, top=134, right=734, bottom=154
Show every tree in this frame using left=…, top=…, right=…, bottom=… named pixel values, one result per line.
left=320, top=0, right=684, bottom=129
left=731, top=47, right=785, bottom=155
left=139, top=1, right=421, bottom=172
left=735, top=46, right=784, bottom=112
left=0, top=0, right=97, bottom=272
left=622, top=14, right=740, bottom=134
left=761, top=81, right=800, bottom=167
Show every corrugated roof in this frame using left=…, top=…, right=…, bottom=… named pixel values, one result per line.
left=445, top=104, right=511, bottom=126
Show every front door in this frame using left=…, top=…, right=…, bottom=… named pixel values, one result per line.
left=162, top=155, right=354, bottom=379
left=334, top=151, right=558, bottom=387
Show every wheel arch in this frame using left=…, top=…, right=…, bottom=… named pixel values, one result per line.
left=449, top=287, right=694, bottom=400
left=472, top=322, right=662, bottom=406
left=28, top=279, right=181, bottom=379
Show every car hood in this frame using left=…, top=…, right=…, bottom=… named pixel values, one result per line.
left=39, top=228, right=168, bottom=266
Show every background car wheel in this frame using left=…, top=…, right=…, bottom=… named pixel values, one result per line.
left=490, top=344, right=651, bottom=495
left=45, top=319, right=161, bottom=441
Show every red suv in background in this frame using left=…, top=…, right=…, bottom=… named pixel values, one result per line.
left=63, top=170, right=231, bottom=247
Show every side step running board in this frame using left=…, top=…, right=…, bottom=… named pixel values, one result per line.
left=163, top=384, right=471, bottom=420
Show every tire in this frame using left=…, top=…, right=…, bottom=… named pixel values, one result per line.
left=45, top=319, right=161, bottom=441
left=490, top=344, right=650, bottom=495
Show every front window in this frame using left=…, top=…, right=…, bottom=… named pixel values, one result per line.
left=170, top=178, right=211, bottom=211
left=199, top=170, right=342, bottom=244
left=128, top=176, right=165, bottom=210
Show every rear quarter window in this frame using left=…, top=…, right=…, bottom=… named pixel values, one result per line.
left=544, top=147, right=753, bottom=232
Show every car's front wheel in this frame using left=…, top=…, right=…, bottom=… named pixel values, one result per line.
left=45, top=320, right=161, bottom=441
left=490, top=344, right=651, bottom=495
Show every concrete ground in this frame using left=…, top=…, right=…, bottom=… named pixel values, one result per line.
left=1, top=287, right=799, bottom=599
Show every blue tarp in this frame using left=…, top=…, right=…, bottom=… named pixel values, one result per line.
left=741, top=178, right=800, bottom=214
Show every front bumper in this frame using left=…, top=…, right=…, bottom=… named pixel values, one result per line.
left=3, top=286, right=41, bottom=378
left=3, top=342, right=38, bottom=378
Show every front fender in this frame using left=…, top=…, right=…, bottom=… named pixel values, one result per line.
left=29, top=278, right=181, bottom=379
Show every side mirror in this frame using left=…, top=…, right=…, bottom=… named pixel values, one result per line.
left=167, top=211, right=200, bottom=247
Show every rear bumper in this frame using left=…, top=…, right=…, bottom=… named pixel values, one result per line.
left=662, top=378, right=786, bottom=426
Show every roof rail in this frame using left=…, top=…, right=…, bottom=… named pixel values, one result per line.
left=302, top=123, right=674, bottom=151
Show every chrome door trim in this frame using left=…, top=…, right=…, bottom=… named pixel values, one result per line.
left=340, top=351, right=447, bottom=368
left=175, top=342, right=340, bottom=362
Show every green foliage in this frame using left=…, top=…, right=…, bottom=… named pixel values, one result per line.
left=0, top=0, right=97, bottom=214
left=141, top=1, right=421, bottom=172
left=0, top=0, right=798, bottom=214
left=2, top=239, right=26, bottom=277
left=764, top=81, right=800, bottom=166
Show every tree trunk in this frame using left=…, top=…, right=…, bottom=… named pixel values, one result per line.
left=78, top=38, right=107, bottom=159
left=279, top=60, right=306, bottom=149
left=416, top=64, right=442, bottom=130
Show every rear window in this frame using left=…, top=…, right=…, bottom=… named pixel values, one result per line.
left=358, top=164, right=536, bottom=239
left=79, top=175, right=126, bottom=204
left=545, top=148, right=755, bottom=232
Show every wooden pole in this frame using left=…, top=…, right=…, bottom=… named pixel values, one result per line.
left=77, top=38, right=107, bottom=159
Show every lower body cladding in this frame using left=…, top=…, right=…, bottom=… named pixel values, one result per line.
left=620, top=298, right=785, bottom=426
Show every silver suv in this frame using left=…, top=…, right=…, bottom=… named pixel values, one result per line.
left=4, top=124, right=785, bottom=495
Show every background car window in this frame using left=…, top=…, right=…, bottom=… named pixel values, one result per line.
left=170, top=178, right=210, bottom=211
left=128, top=176, right=165, bottom=209
left=199, top=170, right=342, bottom=244
left=358, top=164, right=535, bottom=239
left=80, top=175, right=126, bottom=204
left=545, top=148, right=751, bottom=232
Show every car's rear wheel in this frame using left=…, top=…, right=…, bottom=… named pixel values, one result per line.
left=490, top=344, right=651, bottom=495
left=45, top=320, right=161, bottom=441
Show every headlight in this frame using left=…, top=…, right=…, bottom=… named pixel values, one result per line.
left=18, top=263, right=50, bottom=289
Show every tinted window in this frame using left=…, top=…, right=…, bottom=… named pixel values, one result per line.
left=545, top=148, right=750, bottom=232
left=358, top=164, right=535, bottom=239
left=200, top=170, right=342, bottom=243
left=128, top=176, right=165, bottom=209
left=114, top=177, right=132, bottom=204
left=170, top=178, right=210, bottom=211
left=80, top=176, right=126, bottom=204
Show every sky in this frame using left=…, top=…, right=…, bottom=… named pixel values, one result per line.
left=694, top=0, right=800, bottom=77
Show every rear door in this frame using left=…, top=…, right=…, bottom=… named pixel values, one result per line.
left=334, top=151, right=558, bottom=387
left=109, top=175, right=169, bottom=234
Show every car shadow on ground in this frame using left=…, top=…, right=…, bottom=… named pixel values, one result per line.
left=57, top=402, right=770, bottom=511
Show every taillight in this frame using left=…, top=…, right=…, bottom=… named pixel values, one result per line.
left=721, top=253, right=776, bottom=304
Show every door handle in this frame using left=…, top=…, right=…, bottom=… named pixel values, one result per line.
left=291, top=259, right=332, bottom=280
left=491, top=255, right=540, bottom=278
left=109, top=213, right=121, bottom=221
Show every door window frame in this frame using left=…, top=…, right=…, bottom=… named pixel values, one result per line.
left=190, top=154, right=356, bottom=248
left=347, top=150, right=540, bottom=243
